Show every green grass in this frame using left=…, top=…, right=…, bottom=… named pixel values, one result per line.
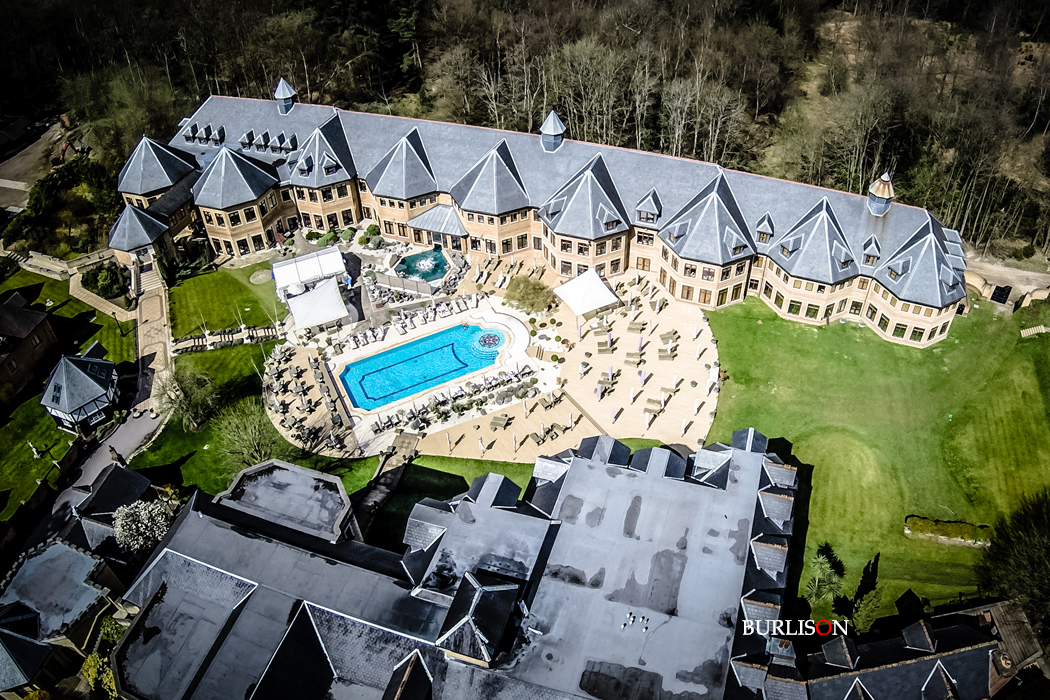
left=0, top=398, right=74, bottom=519
left=0, top=270, right=137, bottom=365
left=706, top=296, right=1050, bottom=614
left=412, top=454, right=535, bottom=491
left=365, top=464, right=472, bottom=552
left=168, top=262, right=287, bottom=339
left=129, top=343, right=375, bottom=495
left=618, top=438, right=665, bottom=452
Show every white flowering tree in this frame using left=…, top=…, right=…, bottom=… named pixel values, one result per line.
left=113, top=501, right=172, bottom=552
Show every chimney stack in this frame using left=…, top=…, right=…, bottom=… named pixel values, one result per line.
left=867, top=172, right=894, bottom=217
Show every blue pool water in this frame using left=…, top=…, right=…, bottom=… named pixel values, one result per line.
left=339, top=324, right=505, bottom=410
left=394, top=247, right=449, bottom=283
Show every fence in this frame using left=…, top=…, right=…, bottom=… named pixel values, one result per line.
left=373, top=272, right=433, bottom=296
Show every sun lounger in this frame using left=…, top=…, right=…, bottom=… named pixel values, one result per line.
left=624, top=358, right=643, bottom=367
left=538, top=397, right=552, bottom=410
left=660, top=387, right=677, bottom=395
left=598, top=379, right=615, bottom=388
left=529, top=432, right=545, bottom=445
left=643, top=407, right=663, bottom=415
left=597, top=347, right=614, bottom=354
left=395, top=323, right=407, bottom=335
left=626, top=351, right=644, bottom=359
left=657, top=353, right=675, bottom=361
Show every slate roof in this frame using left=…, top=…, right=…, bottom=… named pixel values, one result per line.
left=449, top=140, right=530, bottom=216
left=636, top=188, right=662, bottom=217
left=764, top=673, right=808, bottom=700
left=0, top=294, right=46, bottom=340
left=288, top=112, right=358, bottom=189
left=107, top=204, right=170, bottom=251
left=576, top=435, right=629, bottom=466
left=659, top=172, right=755, bottom=266
left=465, top=473, right=520, bottom=509
left=117, top=135, right=196, bottom=196
left=74, top=464, right=151, bottom=548
left=0, top=540, right=107, bottom=641
left=731, top=659, right=768, bottom=692
left=404, top=501, right=454, bottom=552
left=40, top=352, right=114, bottom=415
left=0, top=627, right=50, bottom=692
left=274, top=77, right=297, bottom=100
left=407, top=204, right=469, bottom=237
left=437, top=571, right=520, bottom=664
left=145, top=169, right=200, bottom=220
left=872, top=213, right=966, bottom=309
left=741, top=592, right=782, bottom=624
left=366, top=128, right=438, bottom=200
left=521, top=475, right=564, bottom=518
left=382, top=649, right=433, bottom=700
left=192, top=146, right=278, bottom=210
left=531, top=455, right=571, bottom=483
left=903, top=619, right=937, bottom=652
left=628, top=447, right=686, bottom=479
left=539, top=111, right=566, bottom=136
left=732, top=427, right=768, bottom=453
left=537, top=154, right=630, bottom=241
left=822, top=635, right=859, bottom=670
left=763, top=459, right=797, bottom=489
left=758, top=489, right=795, bottom=526
left=750, top=536, right=789, bottom=577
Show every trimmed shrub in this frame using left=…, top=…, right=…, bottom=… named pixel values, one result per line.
left=304, top=231, right=322, bottom=241
left=81, top=262, right=129, bottom=299
left=366, top=224, right=381, bottom=237
left=358, top=235, right=368, bottom=245
left=905, top=515, right=990, bottom=542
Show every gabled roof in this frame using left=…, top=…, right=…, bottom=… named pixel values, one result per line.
left=0, top=625, right=51, bottom=692
left=107, top=204, right=169, bottom=251
left=289, top=113, right=357, bottom=188
left=117, top=136, right=196, bottom=196
left=767, top=198, right=857, bottom=284
left=539, top=110, right=566, bottom=136
left=537, top=154, right=630, bottom=241
left=822, top=635, right=859, bottom=670
left=741, top=592, right=782, bottom=624
left=763, top=458, right=797, bottom=489
left=636, top=188, right=663, bottom=217
left=874, top=213, right=966, bottom=308
left=751, top=535, right=789, bottom=578
left=382, top=649, right=434, bottom=700
left=404, top=502, right=453, bottom=553
left=903, top=619, right=937, bottom=652
left=464, top=474, right=520, bottom=509
left=922, top=660, right=958, bottom=700
left=41, top=352, right=114, bottom=415
left=659, top=172, right=756, bottom=265
left=274, top=77, right=297, bottom=100
left=192, top=146, right=278, bottom=210
left=758, top=489, right=795, bottom=526
left=0, top=294, right=46, bottom=340
left=366, top=128, right=438, bottom=200
left=75, top=464, right=151, bottom=531
left=449, top=140, right=530, bottom=215
left=407, top=204, right=468, bottom=237
left=731, top=658, right=768, bottom=692
left=437, top=571, right=520, bottom=664
left=843, top=678, right=875, bottom=699
left=576, top=435, right=630, bottom=466
left=764, top=673, right=808, bottom=700
left=732, top=427, right=768, bottom=453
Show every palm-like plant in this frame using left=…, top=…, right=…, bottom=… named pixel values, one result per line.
left=804, top=553, right=844, bottom=604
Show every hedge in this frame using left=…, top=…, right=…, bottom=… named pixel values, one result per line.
left=905, top=515, right=990, bottom=542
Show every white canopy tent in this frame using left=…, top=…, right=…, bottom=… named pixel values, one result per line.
left=553, top=269, right=620, bottom=319
left=272, top=247, right=347, bottom=299
left=286, top=277, right=352, bottom=330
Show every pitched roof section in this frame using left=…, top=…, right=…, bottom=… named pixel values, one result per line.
left=366, top=128, right=438, bottom=200
left=874, top=213, right=967, bottom=308
left=767, top=198, right=857, bottom=284
left=576, top=435, right=630, bottom=466
left=274, top=77, right=297, bottom=100
left=289, top=113, right=357, bottom=189
left=437, top=571, right=520, bottom=664
left=41, top=353, right=114, bottom=414
left=659, top=172, right=756, bottom=265
left=117, top=136, right=196, bottom=196
left=0, top=624, right=51, bottom=692
left=758, top=489, right=795, bottom=526
left=192, top=146, right=278, bottom=210
left=751, top=536, right=789, bottom=578
left=822, top=635, right=859, bottom=670
left=382, top=649, right=434, bottom=700
left=903, top=619, right=937, bottom=652
left=843, top=678, right=875, bottom=699
left=540, top=111, right=566, bottom=136
left=636, top=188, right=663, bottom=217
left=0, top=295, right=46, bottom=340
left=107, top=205, right=169, bottom=251
left=449, top=140, right=530, bottom=216
left=407, top=205, right=468, bottom=237
left=537, top=154, right=630, bottom=241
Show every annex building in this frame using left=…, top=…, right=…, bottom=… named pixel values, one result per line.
left=111, top=78, right=968, bottom=346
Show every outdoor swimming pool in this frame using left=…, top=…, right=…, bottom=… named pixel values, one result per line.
left=394, top=247, right=448, bottom=283
left=339, top=324, right=506, bottom=410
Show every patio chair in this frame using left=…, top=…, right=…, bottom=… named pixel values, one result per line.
left=529, top=432, right=545, bottom=445
left=624, top=358, right=643, bottom=367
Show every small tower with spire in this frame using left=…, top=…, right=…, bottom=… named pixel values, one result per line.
left=867, top=171, right=894, bottom=217
left=540, top=110, right=566, bottom=152
left=274, top=78, right=297, bottom=116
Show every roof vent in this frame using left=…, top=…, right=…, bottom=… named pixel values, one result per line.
left=867, top=172, right=894, bottom=217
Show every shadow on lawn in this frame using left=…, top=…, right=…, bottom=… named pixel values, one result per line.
left=363, top=465, right=468, bottom=554
left=135, top=452, right=197, bottom=488
left=766, top=437, right=816, bottom=624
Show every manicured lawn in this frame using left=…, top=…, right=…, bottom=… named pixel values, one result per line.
left=365, top=463, right=472, bottom=553
left=0, top=270, right=137, bottom=365
left=618, top=437, right=665, bottom=452
left=412, top=454, right=535, bottom=491
left=706, top=296, right=1050, bottom=615
left=168, top=262, right=287, bottom=339
left=0, top=398, right=74, bottom=520
left=129, top=343, right=375, bottom=494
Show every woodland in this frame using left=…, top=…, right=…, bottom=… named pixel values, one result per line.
left=6, top=0, right=1050, bottom=258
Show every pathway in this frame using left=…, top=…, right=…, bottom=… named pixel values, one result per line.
left=135, top=286, right=171, bottom=411
left=69, top=272, right=135, bottom=323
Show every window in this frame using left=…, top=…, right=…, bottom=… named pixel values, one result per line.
left=561, top=240, right=572, bottom=253
left=660, top=268, right=667, bottom=286
left=414, top=230, right=423, bottom=243
left=596, top=242, right=607, bottom=256
left=604, top=220, right=619, bottom=231
left=837, top=299, right=847, bottom=313
left=409, top=199, right=417, bottom=209
left=500, top=216, right=508, bottom=225
left=380, top=199, right=387, bottom=207
left=910, top=327, right=925, bottom=342
left=802, top=303, right=817, bottom=318
left=805, top=282, right=814, bottom=292
left=878, top=315, right=890, bottom=332
left=8, top=359, right=16, bottom=371
left=661, top=247, right=669, bottom=261
left=735, top=262, right=746, bottom=276
left=533, top=236, right=543, bottom=250
left=229, top=211, right=242, bottom=226
left=668, top=278, right=676, bottom=295
left=31, top=334, right=40, bottom=347
left=337, top=185, right=348, bottom=198
left=468, top=213, right=475, bottom=222
left=850, top=301, right=862, bottom=315
left=259, top=201, right=268, bottom=217
left=892, top=323, right=908, bottom=338
left=637, top=233, right=654, bottom=246
left=924, top=308, right=933, bottom=317
left=322, top=188, right=333, bottom=202
left=486, top=240, right=497, bottom=254
left=308, top=190, right=318, bottom=203
left=684, top=264, right=697, bottom=278
left=698, top=289, right=712, bottom=304
left=681, top=285, right=694, bottom=301
left=763, top=282, right=773, bottom=299
left=511, top=213, right=518, bottom=222
left=637, top=257, right=650, bottom=271
left=841, top=260, right=851, bottom=270
left=749, top=278, right=759, bottom=291
left=611, top=237, right=622, bottom=251
left=717, top=289, right=728, bottom=306
left=788, top=300, right=802, bottom=316
left=731, top=284, right=743, bottom=301
left=359, top=181, right=368, bottom=192
left=774, top=292, right=784, bottom=308
left=533, top=211, right=541, bottom=221
left=912, top=305, right=921, bottom=315
left=940, top=321, right=950, bottom=335
left=471, top=237, right=481, bottom=251
left=638, top=211, right=656, bottom=223
left=865, top=255, right=877, bottom=265
left=329, top=213, right=339, bottom=230
left=136, top=198, right=144, bottom=208
left=754, top=257, right=764, bottom=268
left=759, top=232, right=770, bottom=243
left=610, top=258, right=621, bottom=274
left=244, top=207, right=257, bottom=223
left=929, top=328, right=938, bottom=341
left=204, top=211, right=214, bottom=225
left=889, top=296, right=897, bottom=307
left=296, top=188, right=305, bottom=201
left=721, top=267, right=731, bottom=281
left=733, top=246, right=745, bottom=255
left=671, top=257, right=679, bottom=272
left=384, top=220, right=394, bottom=235
left=578, top=243, right=590, bottom=256
left=702, top=267, right=715, bottom=281
left=488, top=217, right=495, bottom=225
left=596, top=264, right=606, bottom=278
left=781, top=246, right=791, bottom=256
left=824, top=304, right=834, bottom=318
left=866, top=304, right=878, bottom=321
left=429, top=196, right=436, bottom=204
left=517, top=234, right=528, bottom=250
left=269, top=192, right=278, bottom=208
left=575, top=264, right=588, bottom=276
left=858, top=279, right=869, bottom=290
left=793, top=280, right=802, bottom=289
left=502, top=239, right=513, bottom=254
left=314, top=214, right=325, bottom=230
left=341, top=209, right=354, bottom=226
left=216, top=213, right=226, bottom=227
left=816, top=284, right=826, bottom=294
left=561, top=261, right=573, bottom=276
left=900, top=303, right=910, bottom=313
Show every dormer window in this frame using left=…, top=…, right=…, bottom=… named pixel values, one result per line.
left=324, top=164, right=338, bottom=175
left=604, top=219, right=620, bottom=232
left=638, top=211, right=656, bottom=224
left=841, top=260, right=851, bottom=270
left=781, top=246, right=791, bottom=257
left=864, top=255, right=878, bottom=265
left=733, top=245, right=745, bottom=255
left=889, top=269, right=899, bottom=280
left=758, top=232, right=769, bottom=243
